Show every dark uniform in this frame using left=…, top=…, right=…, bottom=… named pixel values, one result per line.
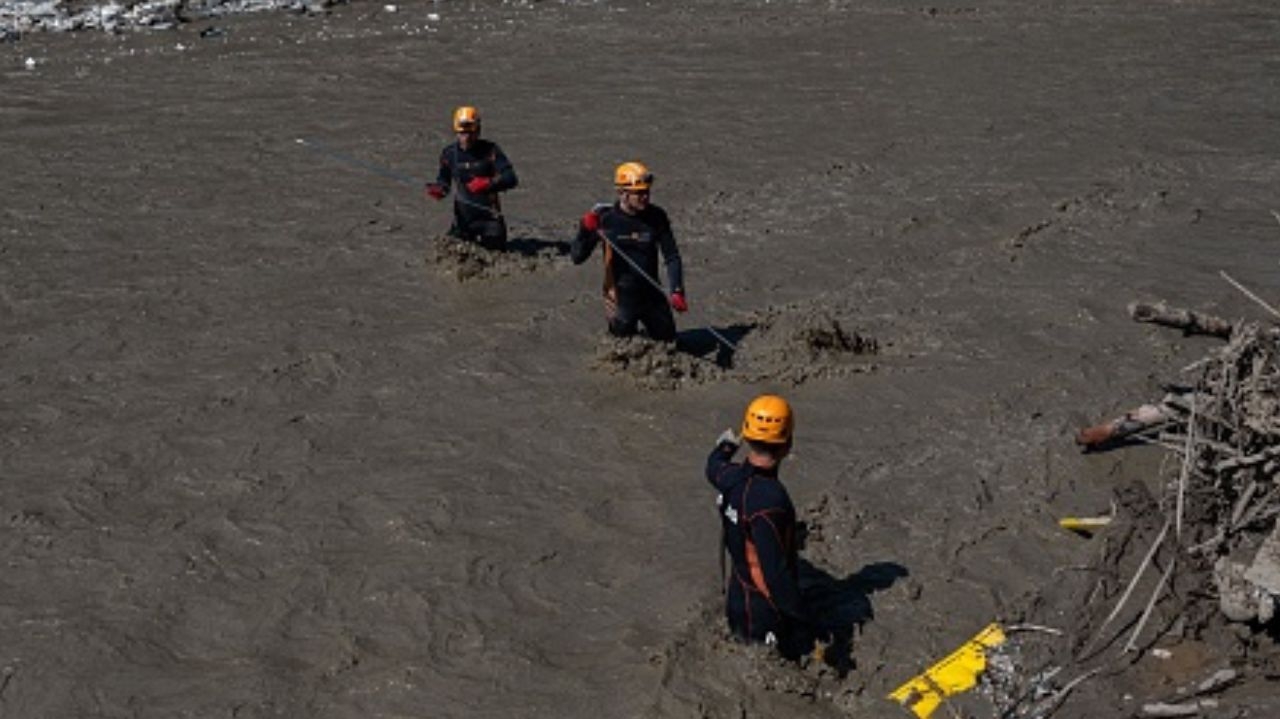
left=570, top=203, right=684, bottom=341
left=705, top=439, right=813, bottom=656
left=432, top=139, right=518, bottom=251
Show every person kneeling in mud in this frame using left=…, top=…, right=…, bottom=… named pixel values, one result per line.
left=424, top=105, right=519, bottom=251
left=707, top=395, right=821, bottom=660
left=571, top=162, right=687, bottom=342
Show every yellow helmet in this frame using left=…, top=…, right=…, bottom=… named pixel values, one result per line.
left=614, top=161, right=653, bottom=192
left=452, top=106, right=481, bottom=132
left=741, top=394, right=793, bottom=444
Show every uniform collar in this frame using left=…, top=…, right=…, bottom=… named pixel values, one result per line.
left=746, top=459, right=780, bottom=478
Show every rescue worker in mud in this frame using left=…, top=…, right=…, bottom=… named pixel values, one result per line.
left=424, top=106, right=519, bottom=251
left=571, top=162, right=687, bottom=342
left=706, top=394, right=819, bottom=659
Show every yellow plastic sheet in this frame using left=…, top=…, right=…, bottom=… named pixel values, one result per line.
left=888, top=623, right=1006, bottom=718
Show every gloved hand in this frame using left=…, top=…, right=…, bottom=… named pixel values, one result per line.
left=465, top=176, right=492, bottom=194
left=716, top=428, right=739, bottom=448
left=425, top=183, right=446, bottom=201
left=580, top=210, right=600, bottom=233
left=669, top=291, right=688, bottom=313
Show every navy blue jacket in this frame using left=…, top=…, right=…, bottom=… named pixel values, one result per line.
left=433, top=139, right=518, bottom=226
left=571, top=203, right=684, bottom=299
left=705, top=442, right=807, bottom=623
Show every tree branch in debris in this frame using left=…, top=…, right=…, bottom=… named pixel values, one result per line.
left=1128, top=301, right=1233, bottom=339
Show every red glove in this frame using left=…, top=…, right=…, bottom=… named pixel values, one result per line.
left=580, top=210, right=600, bottom=233
left=669, top=291, right=688, bottom=313
left=425, top=183, right=446, bottom=201
left=465, top=176, right=492, bottom=194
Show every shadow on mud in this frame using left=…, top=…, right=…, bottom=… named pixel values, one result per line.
left=675, top=323, right=756, bottom=368
left=800, top=559, right=910, bottom=676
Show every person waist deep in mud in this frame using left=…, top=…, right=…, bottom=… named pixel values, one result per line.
left=706, top=394, right=819, bottom=659
left=571, top=161, right=686, bottom=342
left=424, top=105, right=519, bottom=251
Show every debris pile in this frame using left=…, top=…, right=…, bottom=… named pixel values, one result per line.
left=1, top=0, right=340, bottom=41
left=992, top=299, right=1280, bottom=718
left=1076, top=306, right=1280, bottom=629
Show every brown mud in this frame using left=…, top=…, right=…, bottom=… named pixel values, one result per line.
left=427, top=233, right=569, bottom=283
left=593, top=301, right=878, bottom=390
left=3, top=1, right=1280, bottom=717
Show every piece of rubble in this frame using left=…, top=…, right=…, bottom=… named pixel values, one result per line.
left=1214, top=556, right=1275, bottom=624
left=1243, top=521, right=1280, bottom=596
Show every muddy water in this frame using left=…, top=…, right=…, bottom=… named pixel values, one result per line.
left=2, top=1, right=1279, bottom=717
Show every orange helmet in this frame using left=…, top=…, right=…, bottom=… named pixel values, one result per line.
left=741, top=394, right=793, bottom=444
left=614, top=162, right=653, bottom=192
left=452, top=106, right=480, bottom=132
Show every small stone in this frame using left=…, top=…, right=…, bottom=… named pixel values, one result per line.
left=24, top=57, right=36, bottom=70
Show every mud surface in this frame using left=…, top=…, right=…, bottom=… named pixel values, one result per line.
left=3, top=1, right=1280, bottom=717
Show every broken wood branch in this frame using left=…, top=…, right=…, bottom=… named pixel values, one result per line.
left=1187, top=668, right=1238, bottom=697
left=1141, top=699, right=1218, bottom=717
left=1216, top=444, right=1280, bottom=473
left=1083, top=519, right=1170, bottom=657
left=1220, top=270, right=1280, bottom=322
left=1124, top=557, right=1176, bottom=653
left=1129, top=301, right=1233, bottom=339
left=1176, top=397, right=1197, bottom=539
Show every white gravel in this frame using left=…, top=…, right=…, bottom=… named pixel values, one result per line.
left=0, top=0, right=341, bottom=41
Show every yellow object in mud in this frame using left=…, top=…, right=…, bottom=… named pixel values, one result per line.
left=1058, top=516, right=1113, bottom=534
left=888, top=623, right=1007, bottom=719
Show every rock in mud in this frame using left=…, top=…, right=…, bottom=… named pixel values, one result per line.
left=1214, top=556, right=1275, bottom=625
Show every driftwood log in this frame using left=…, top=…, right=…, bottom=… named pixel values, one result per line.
left=1128, top=301, right=1234, bottom=339
left=1141, top=699, right=1218, bottom=717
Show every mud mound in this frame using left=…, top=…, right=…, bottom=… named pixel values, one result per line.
left=648, top=600, right=856, bottom=718
left=426, top=234, right=568, bottom=283
left=735, top=305, right=878, bottom=385
left=591, top=335, right=727, bottom=391
left=590, top=304, right=878, bottom=390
